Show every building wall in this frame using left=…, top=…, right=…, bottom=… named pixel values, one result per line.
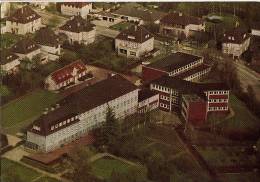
left=0, top=2, right=10, bottom=18
left=182, top=66, right=211, bottom=82
left=15, top=49, right=41, bottom=60
left=222, top=37, right=251, bottom=58
left=40, top=44, right=61, bottom=61
left=205, top=90, right=230, bottom=112
left=115, top=37, right=154, bottom=59
left=138, top=94, right=159, bottom=113
left=252, top=29, right=260, bottom=37
left=1, top=59, right=20, bottom=73
left=27, top=88, right=139, bottom=152
left=181, top=100, right=207, bottom=126
left=61, top=3, right=92, bottom=17
left=6, top=18, right=42, bottom=35
left=59, top=29, right=96, bottom=45
left=160, top=23, right=205, bottom=37
left=142, top=66, right=168, bottom=83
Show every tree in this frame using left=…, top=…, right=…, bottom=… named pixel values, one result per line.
left=93, top=107, right=120, bottom=152
left=20, top=57, right=32, bottom=71
left=69, top=147, right=97, bottom=182
left=104, top=107, right=120, bottom=152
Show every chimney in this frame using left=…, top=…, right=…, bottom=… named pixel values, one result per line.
left=179, top=12, right=183, bottom=16
left=134, top=25, right=137, bottom=31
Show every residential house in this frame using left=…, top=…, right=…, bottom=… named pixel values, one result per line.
left=0, top=2, right=10, bottom=18
left=142, top=52, right=210, bottom=83
left=59, top=15, right=96, bottom=45
left=159, top=12, right=205, bottom=38
left=112, top=4, right=166, bottom=25
left=26, top=75, right=139, bottom=152
left=34, top=27, right=61, bottom=61
left=0, top=49, right=20, bottom=74
left=60, top=2, right=92, bottom=18
left=6, top=6, right=42, bottom=35
left=222, top=27, right=251, bottom=58
left=11, top=38, right=47, bottom=63
left=45, top=60, right=87, bottom=91
left=115, top=25, right=154, bottom=59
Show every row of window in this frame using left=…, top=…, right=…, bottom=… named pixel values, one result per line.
left=169, top=60, right=201, bottom=76
left=208, top=106, right=228, bottom=111
left=50, top=115, right=79, bottom=131
left=208, top=91, right=229, bottom=95
left=160, top=95, right=170, bottom=101
left=185, top=68, right=209, bottom=80
left=208, top=99, right=228, bottom=103
left=160, top=103, right=170, bottom=109
left=152, top=84, right=178, bottom=95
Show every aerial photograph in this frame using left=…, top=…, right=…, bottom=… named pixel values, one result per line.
left=0, top=1, right=260, bottom=182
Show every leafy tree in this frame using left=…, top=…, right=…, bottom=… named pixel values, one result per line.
left=69, top=147, right=97, bottom=182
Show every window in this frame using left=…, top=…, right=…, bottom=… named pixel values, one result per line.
left=130, top=51, right=136, bottom=56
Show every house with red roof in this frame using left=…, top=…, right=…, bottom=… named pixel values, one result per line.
left=45, top=60, right=87, bottom=91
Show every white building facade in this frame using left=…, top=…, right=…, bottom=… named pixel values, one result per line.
left=61, top=2, right=92, bottom=18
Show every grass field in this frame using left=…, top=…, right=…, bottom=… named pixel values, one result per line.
left=1, top=158, right=41, bottom=182
left=91, top=157, right=141, bottom=179
left=110, top=21, right=134, bottom=31
left=219, top=94, right=260, bottom=130
left=1, top=89, right=61, bottom=134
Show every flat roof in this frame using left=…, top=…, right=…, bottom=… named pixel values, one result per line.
left=147, top=52, right=202, bottom=72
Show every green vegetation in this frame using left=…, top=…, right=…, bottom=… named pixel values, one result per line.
left=219, top=94, right=260, bottom=130
left=0, top=85, right=11, bottom=97
left=0, top=33, right=22, bottom=49
left=1, top=89, right=61, bottom=133
left=91, top=157, right=141, bottom=179
left=1, top=158, right=41, bottom=182
left=110, top=21, right=134, bottom=31
left=34, top=176, right=61, bottom=182
left=47, top=16, right=62, bottom=28
left=196, top=146, right=257, bottom=167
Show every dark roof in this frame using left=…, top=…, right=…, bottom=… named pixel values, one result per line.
left=6, top=6, right=41, bottom=24
left=61, top=2, right=91, bottom=8
left=0, top=49, right=19, bottom=65
left=147, top=52, right=202, bottom=72
left=138, top=89, right=158, bottom=102
left=152, top=76, right=229, bottom=94
left=222, top=27, right=250, bottom=44
left=113, top=5, right=166, bottom=22
left=59, top=15, right=95, bottom=33
left=251, top=22, right=260, bottom=30
left=34, top=27, right=60, bottom=46
left=160, top=12, right=203, bottom=26
left=29, top=75, right=137, bottom=136
left=11, top=38, right=40, bottom=54
left=176, top=64, right=211, bottom=79
left=116, top=25, right=153, bottom=43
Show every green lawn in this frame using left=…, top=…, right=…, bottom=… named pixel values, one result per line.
left=1, top=158, right=41, bottom=182
left=34, top=176, right=61, bottom=182
left=110, top=21, right=134, bottom=31
left=0, top=33, right=22, bottom=49
left=219, top=94, right=260, bottom=130
left=1, top=89, right=61, bottom=134
left=91, top=157, right=141, bottom=179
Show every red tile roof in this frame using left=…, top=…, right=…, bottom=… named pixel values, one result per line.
left=51, top=60, right=86, bottom=84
